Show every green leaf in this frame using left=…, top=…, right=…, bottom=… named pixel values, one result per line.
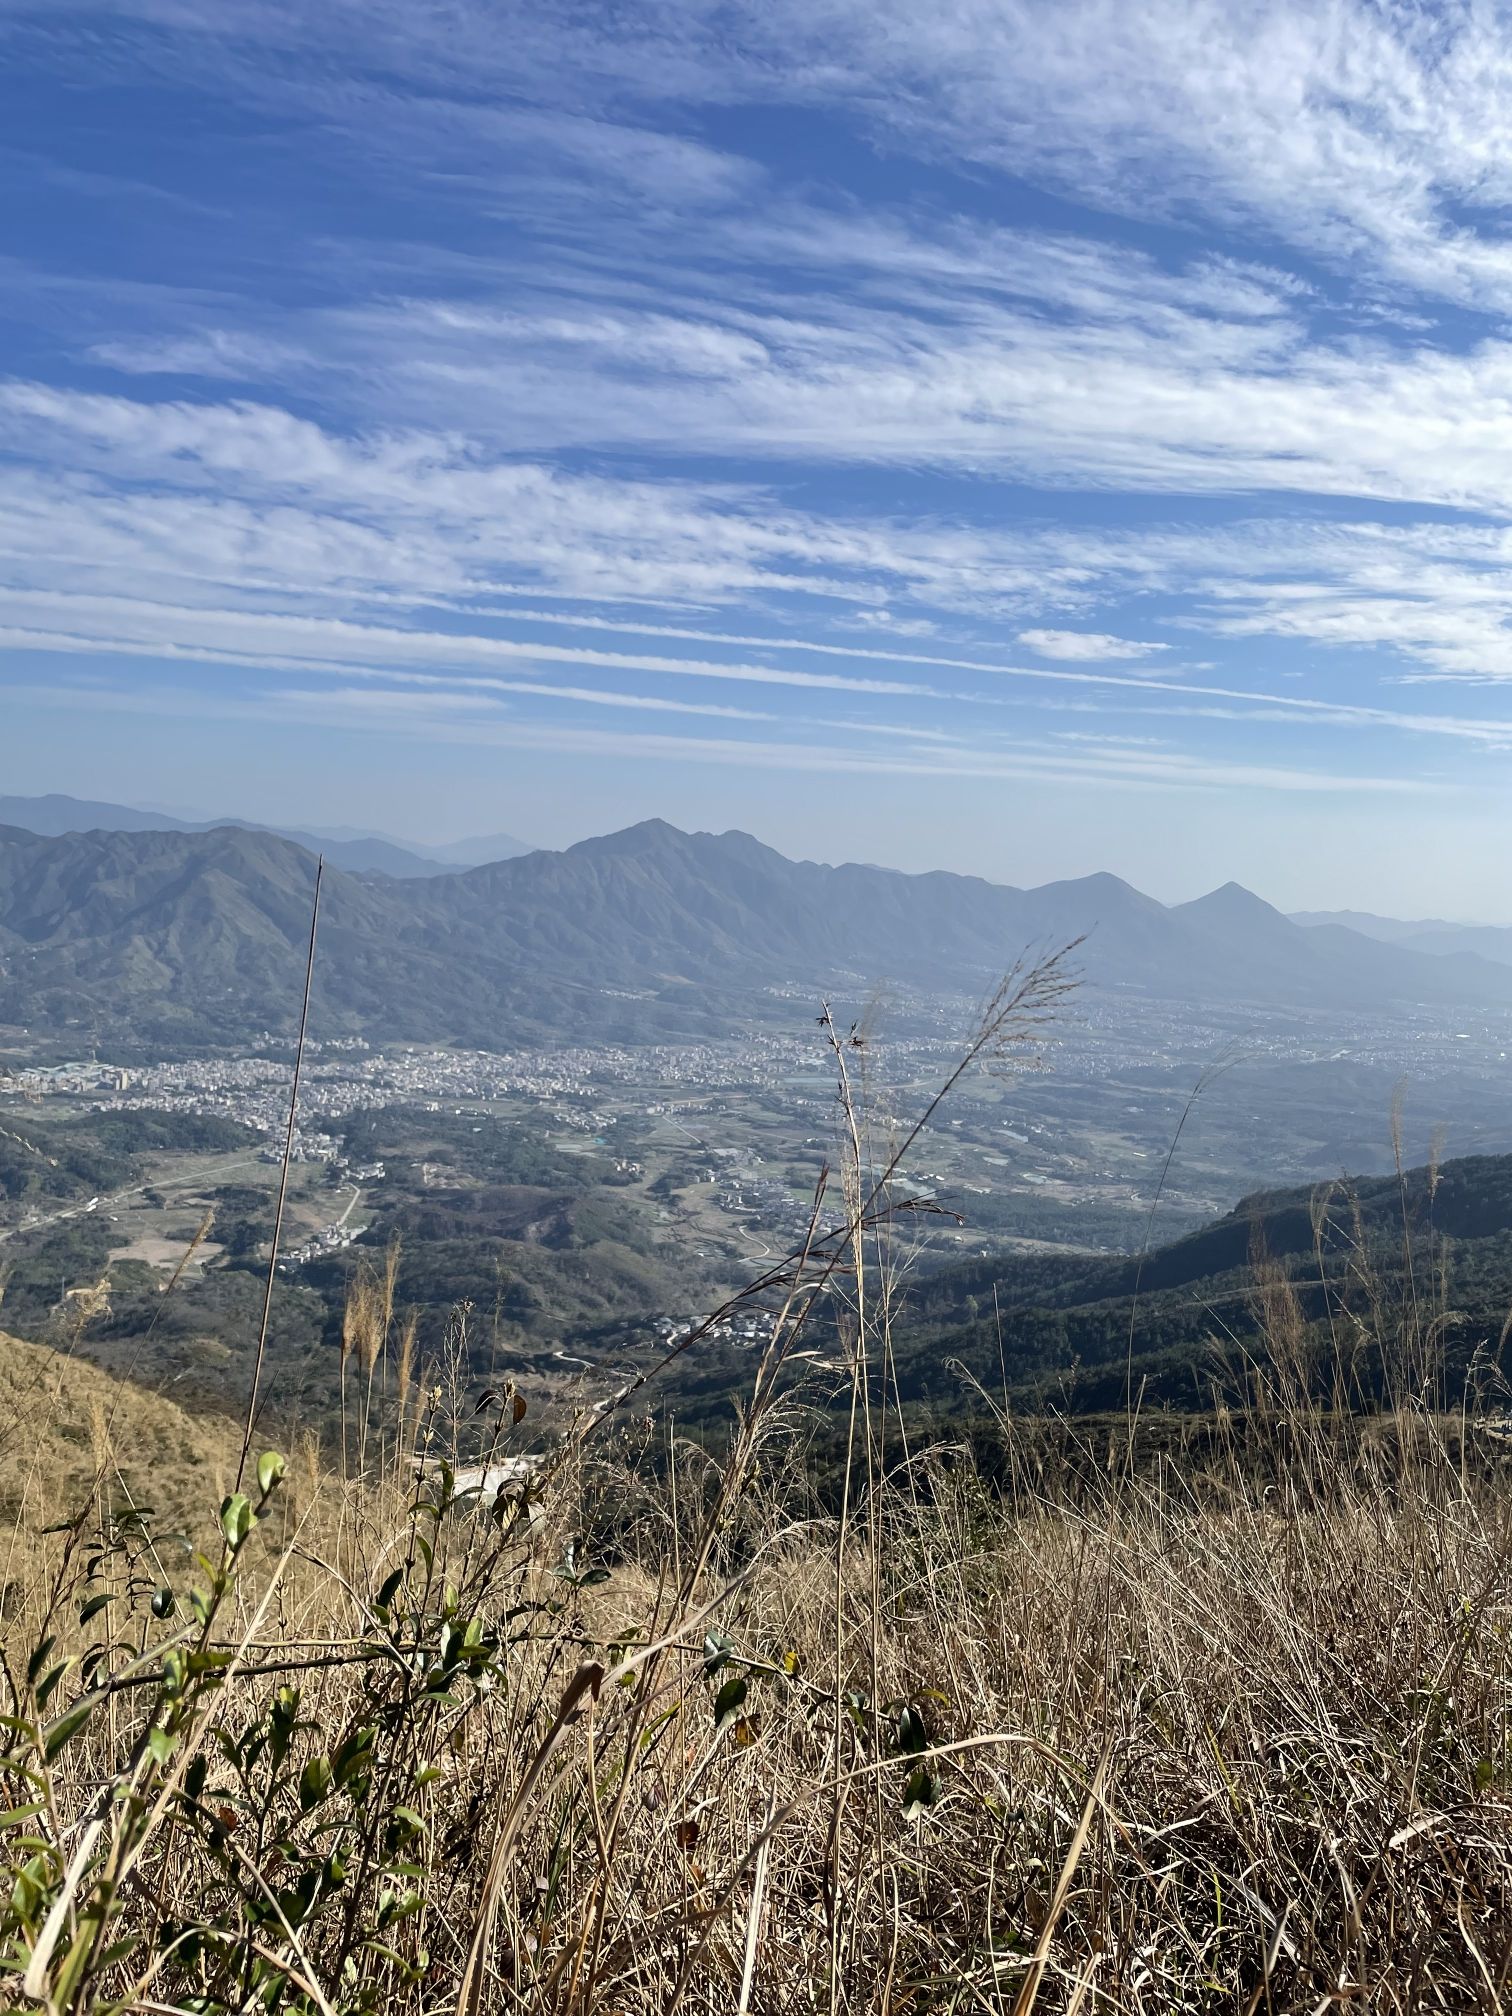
left=256, top=1451, right=286, bottom=1498
left=35, top=1660, right=72, bottom=1711
left=332, top=1726, right=375, bottom=1788
left=147, top=1727, right=175, bottom=1768
left=299, top=1756, right=332, bottom=1810
left=714, top=1675, right=748, bottom=1734
left=25, top=1636, right=56, bottom=1690
left=53, top=1920, right=100, bottom=2005
left=897, top=1705, right=929, bottom=1756
left=151, top=1587, right=176, bottom=1620
left=78, top=1592, right=114, bottom=1627
left=219, top=1493, right=253, bottom=1549
left=43, top=1696, right=96, bottom=1762
left=902, top=1767, right=940, bottom=1822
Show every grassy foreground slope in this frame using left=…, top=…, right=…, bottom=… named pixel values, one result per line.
left=0, top=1327, right=241, bottom=1535
left=1, top=1349, right=1509, bottom=2013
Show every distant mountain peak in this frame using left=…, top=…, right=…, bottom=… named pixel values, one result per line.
left=1178, top=880, right=1283, bottom=922
left=566, top=817, right=691, bottom=858
left=1051, top=870, right=1145, bottom=899
left=565, top=819, right=782, bottom=864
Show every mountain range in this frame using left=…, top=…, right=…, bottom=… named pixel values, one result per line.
left=1291, top=908, right=1512, bottom=968
left=0, top=793, right=531, bottom=880
left=3, top=816, right=1512, bottom=1050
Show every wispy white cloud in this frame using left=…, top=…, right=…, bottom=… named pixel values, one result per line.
left=0, top=586, right=937, bottom=696
left=0, top=383, right=1084, bottom=612
left=10, top=671, right=1434, bottom=795
left=319, top=291, right=1512, bottom=513
left=6, top=561, right=1512, bottom=764
left=89, top=330, right=308, bottom=379
left=752, top=0, right=1512, bottom=311
left=60, top=244, right=1512, bottom=519
left=28, top=0, right=1512, bottom=314
left=11, top=0, right=1512, bottom=847
left=19, top=375, right=1512, bottom=691
left=1019, top=630, right=1169, bottom=663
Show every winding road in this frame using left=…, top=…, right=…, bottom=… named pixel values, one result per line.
left=0, top=1150, right=263, bottom=1244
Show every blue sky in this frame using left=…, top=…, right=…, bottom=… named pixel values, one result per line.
left=7, top=2, right=1512, bottom=913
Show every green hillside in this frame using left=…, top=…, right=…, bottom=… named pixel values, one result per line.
left=881, top=1153, right=1512, bottom=1415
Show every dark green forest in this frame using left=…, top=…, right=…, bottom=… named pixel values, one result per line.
left=882, top=1154, right=1512, bottom=1416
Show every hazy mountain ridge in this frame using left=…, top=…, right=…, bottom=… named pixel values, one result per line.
left=1292, top=907, right=1512, bottom=968
left=4, top=817, right=1512, bottom=1049
left=0, top=793, right=531, bottom=880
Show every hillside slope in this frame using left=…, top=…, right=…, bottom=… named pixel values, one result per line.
left=888, top=1152, right=1512, bottom=1414
left=1293, top=907, right=1512, bottom=968
left=0, top=1328, right=242, bottom=1533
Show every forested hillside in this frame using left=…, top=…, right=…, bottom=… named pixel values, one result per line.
left=888, top=1153, right=1512, bottom=1414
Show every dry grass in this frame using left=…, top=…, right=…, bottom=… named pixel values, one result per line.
left=3, top=1406, right=1510, bottom=2012
left=0, top=1327, right=241, bottom=1540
